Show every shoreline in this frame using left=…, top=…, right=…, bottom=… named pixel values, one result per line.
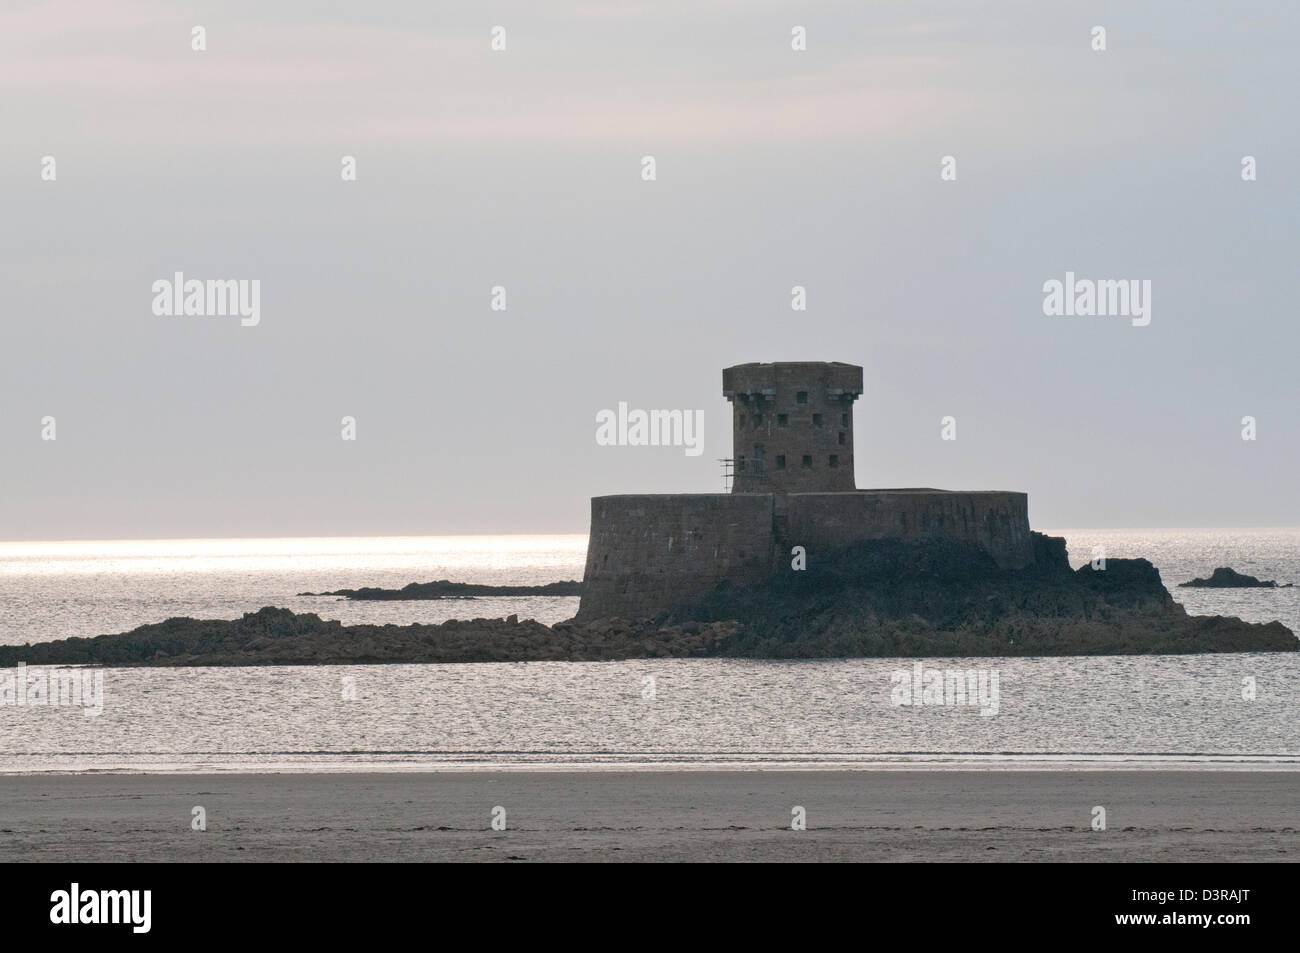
left=5, top=754, right=1299, bottom=776
left=5, top=644, right=1300, bottom=670
left=1, top=769, right=1294, bottom=861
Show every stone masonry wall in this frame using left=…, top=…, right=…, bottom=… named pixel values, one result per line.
left=576, top=489, right=1034, bottom=620
left=724, top=362, right=862, bottom=494
left=577, top=494, right=778, bottom=621
left=782, top=490, right=1033, bottom=569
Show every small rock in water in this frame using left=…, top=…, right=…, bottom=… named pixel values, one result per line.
left=1178, top=567, right=1289, bottom=588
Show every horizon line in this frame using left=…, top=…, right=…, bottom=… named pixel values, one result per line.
left=2, top=527, right=1299, bottom=547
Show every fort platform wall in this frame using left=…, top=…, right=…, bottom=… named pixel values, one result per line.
left=782, top=490, right=1033, bottom=569
left=577, top=494, right=778, bottom=622
left=576, top=489, right=1034, bottom=621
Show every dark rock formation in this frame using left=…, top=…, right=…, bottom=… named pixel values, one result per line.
left=298, top=580, right=582, bottom=600
left=659, top=533, right=1296, bottom=657
left=1177, top=567, right=1291, bottom=589
left=0, top=607, right=738, bottom=667
left=4, top=535, right=1292, bottom=666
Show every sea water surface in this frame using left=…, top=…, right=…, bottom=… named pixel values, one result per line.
left=0, top=530, right=1296, bottom=773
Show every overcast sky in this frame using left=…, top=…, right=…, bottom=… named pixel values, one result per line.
left=2, top=0, right=1297, bottom=540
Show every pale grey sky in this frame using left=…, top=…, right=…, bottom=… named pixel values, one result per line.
left=2, top=1, right=1297, bottom=539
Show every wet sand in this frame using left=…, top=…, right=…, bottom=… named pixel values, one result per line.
left=1, top=770, right=1295, bottom=862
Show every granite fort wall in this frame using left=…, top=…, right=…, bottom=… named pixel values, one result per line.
left=782, top=490, right=1033, bottom=569
left=576, top=489, right=1034, bottom=620
left=577, top=494, right=778, bottom=621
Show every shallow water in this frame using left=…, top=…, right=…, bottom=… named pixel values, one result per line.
left=0, top=654, right=1295, bottom=773
left=0, top=534, right=588, bottom=646
left=0, top=530, right=1295, bottom=773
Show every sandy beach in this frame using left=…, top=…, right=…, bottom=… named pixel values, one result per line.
left=1, top=770, right=1295, bottom=862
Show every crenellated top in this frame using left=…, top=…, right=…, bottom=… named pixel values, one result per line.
left=722, top=361, right=863, bottom=401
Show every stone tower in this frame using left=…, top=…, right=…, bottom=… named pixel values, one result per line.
left=722, top=361, right=863, bottom=493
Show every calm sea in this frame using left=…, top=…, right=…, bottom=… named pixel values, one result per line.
left=0, top=530, right=1297, bottom=773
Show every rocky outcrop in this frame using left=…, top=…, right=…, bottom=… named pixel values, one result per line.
left=298, top=580, right=582, bottom=600
left=4, top=534, right=1292, bottom=666
left=0, top=608, right=738, bottom=667
left=1178, top=567, right=1291, bottom=589
left=658, top=533, right=1297, bottom=657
